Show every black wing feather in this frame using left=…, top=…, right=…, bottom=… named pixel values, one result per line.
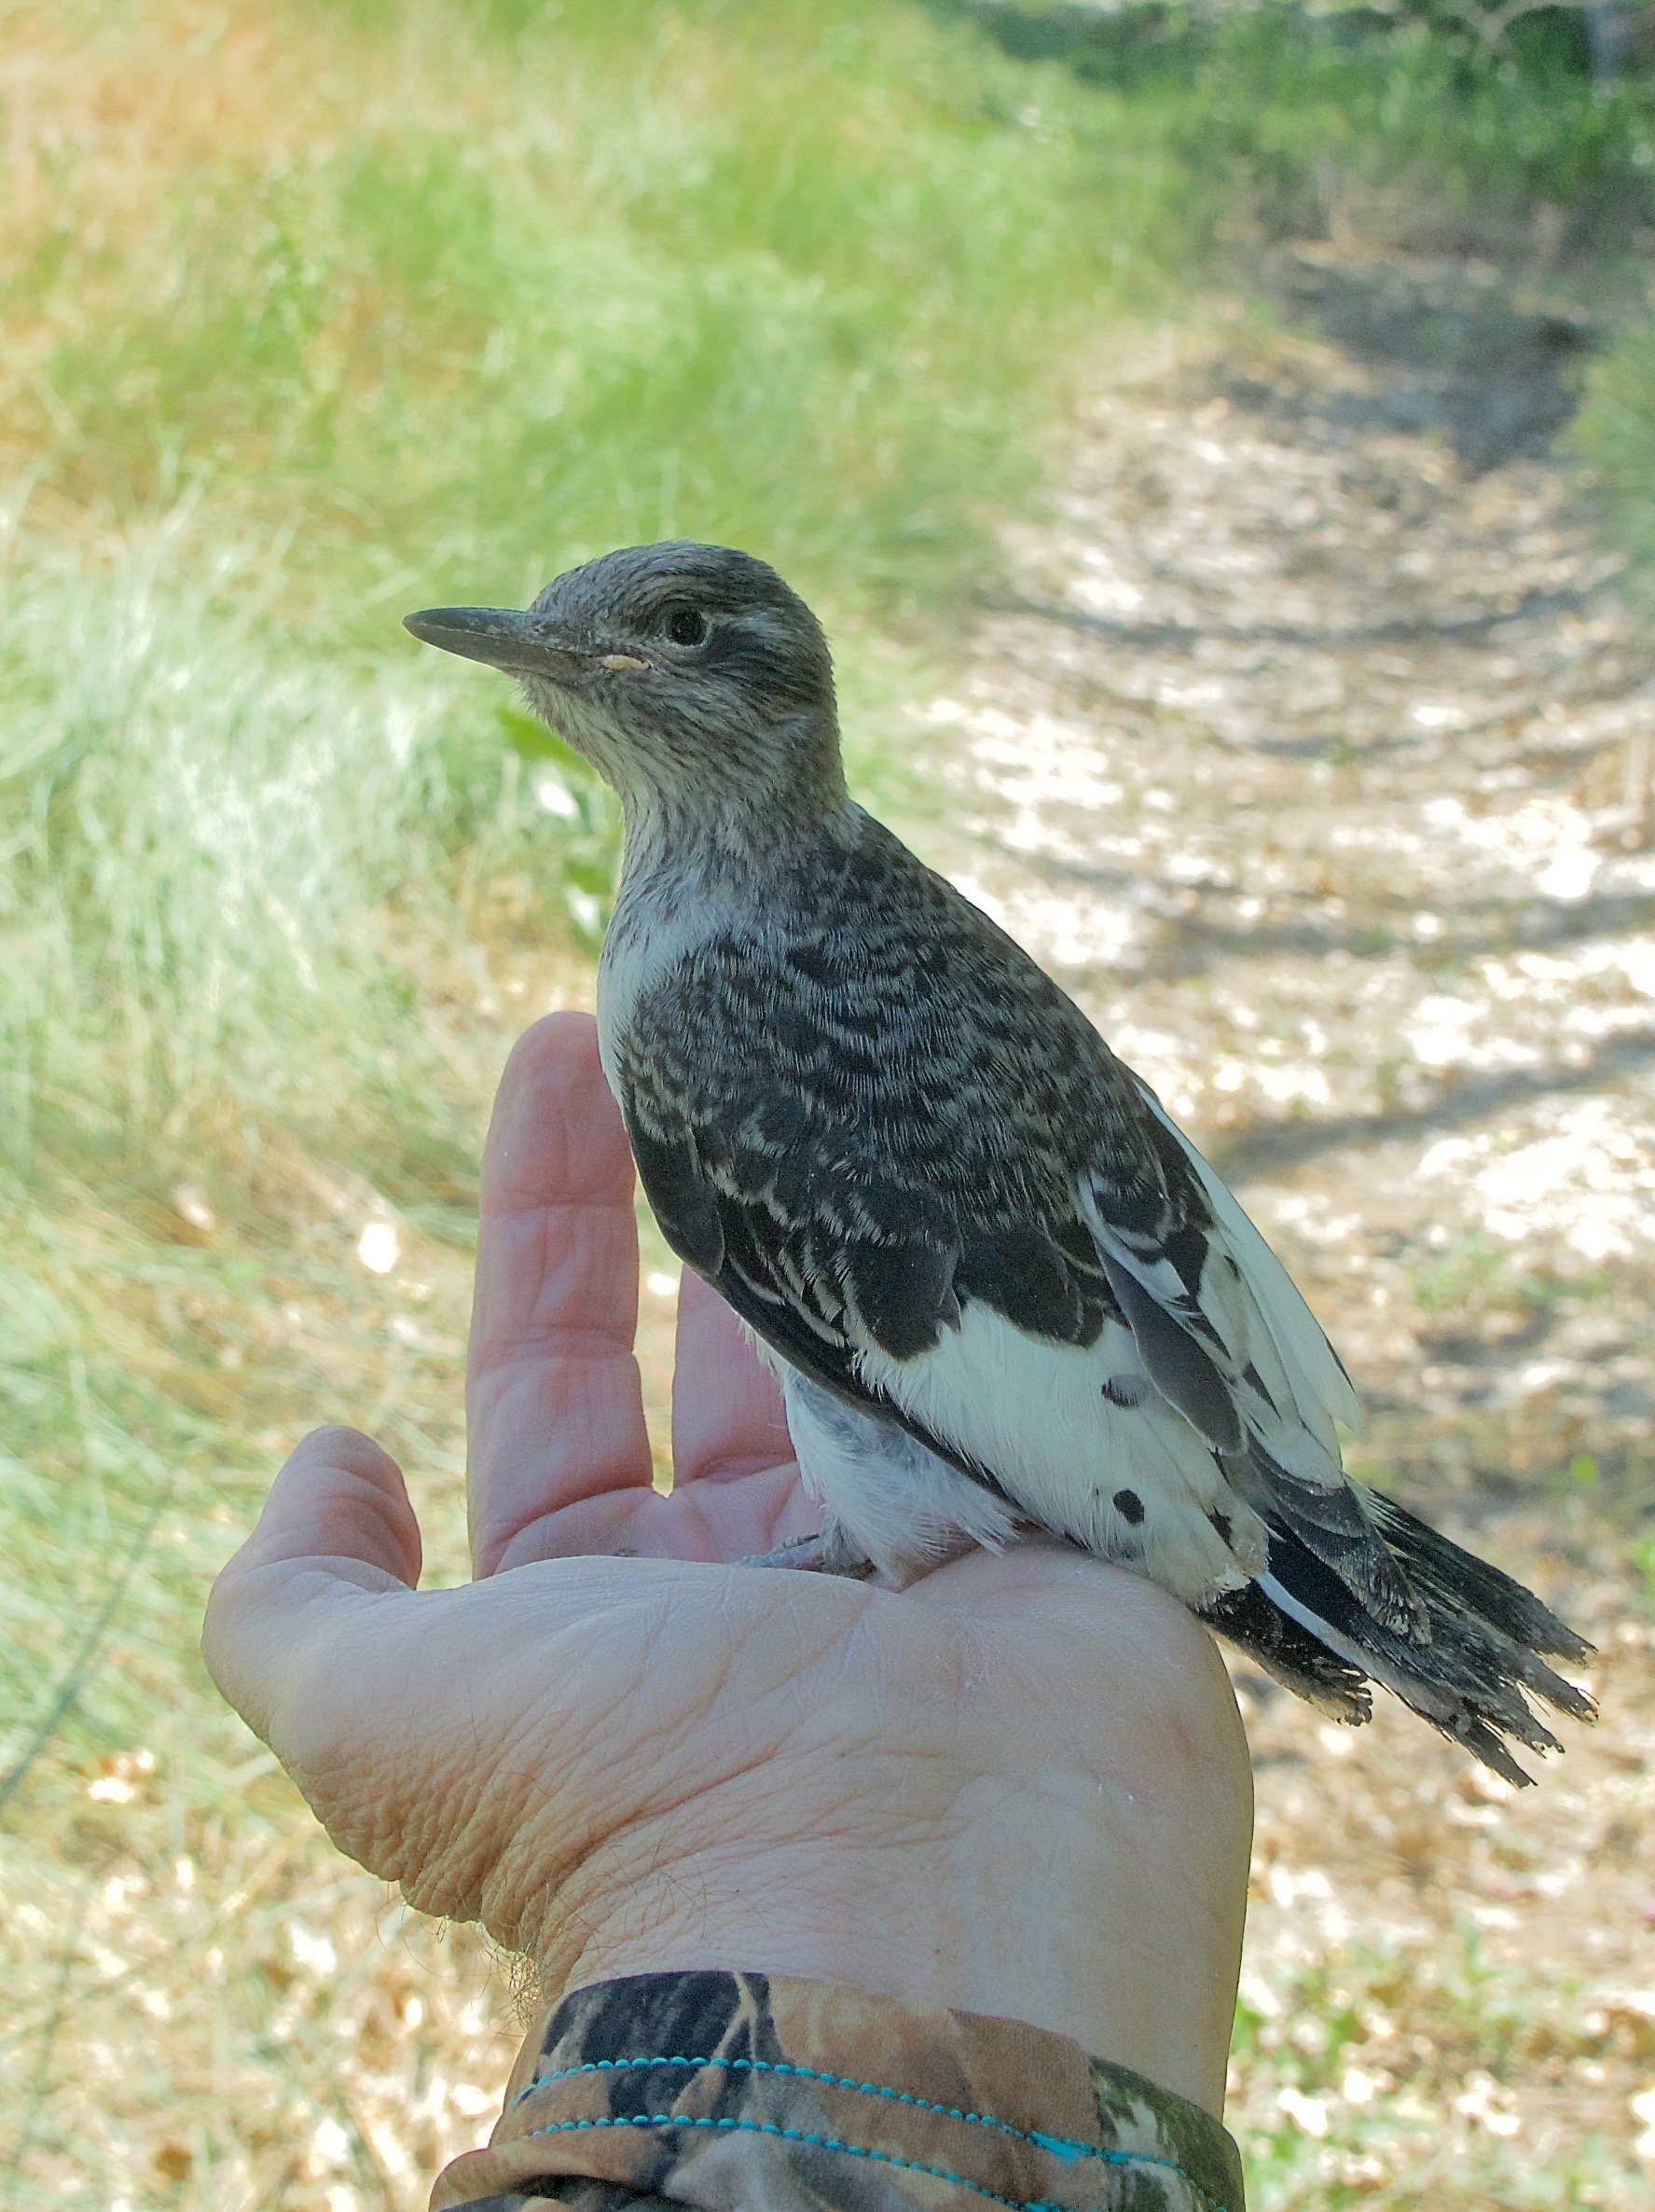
left=608, top=809, right=1593, bottom=1778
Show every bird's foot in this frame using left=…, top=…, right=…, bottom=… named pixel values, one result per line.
left=739, top=1528, right=876, bottom=1578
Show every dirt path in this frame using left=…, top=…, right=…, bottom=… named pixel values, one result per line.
left=908, top=257, right=1655, bottom=2205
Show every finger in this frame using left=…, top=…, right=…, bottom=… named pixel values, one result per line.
left=219, top=1425, right=421, bottom=1584
left=671, top=1270, right=792, bottom=1483
left=467, top=1012, right=653, bottom=1574
left=202, top=1425, right=420, bottom=1739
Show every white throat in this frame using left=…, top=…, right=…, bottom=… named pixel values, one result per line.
left=593, top=793, right=867, bottom=1093
left=594, top=831, right=758, bottom=1095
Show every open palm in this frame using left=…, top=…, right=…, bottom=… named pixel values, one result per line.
left=203, top=1013, right=1251, bottom=2116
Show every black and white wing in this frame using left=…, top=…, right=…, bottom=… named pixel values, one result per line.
left=1069, top=1074, right=1593, bottom=1777
left=614, top=923, right=1266, bottom=1602
left=613, top=829, right=1592, bottom=1781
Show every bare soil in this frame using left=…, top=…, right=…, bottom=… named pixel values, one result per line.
left=900, top=255, right=1655, bottom=2204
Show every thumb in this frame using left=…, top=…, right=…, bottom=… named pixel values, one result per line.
left=202, top=1425, right=421, bottom=1747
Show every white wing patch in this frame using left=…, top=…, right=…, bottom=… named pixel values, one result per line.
left=1138, top=1085, right=1362, bottom=1440
left=854, top=1304, right=1268, bottom=1605
left=750, top=1086, right=1362, bottom=1605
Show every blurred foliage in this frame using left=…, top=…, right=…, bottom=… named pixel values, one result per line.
left=2, top=0, right=1182, bottom=641
left=0, top=0, right=1191, bottom=1196
left=0, top=519, right=558, bottom=1189
left=1573, top=316, right=1655, bottom=608
left=492, top=704, right=623, bottom=947
left=949, top=0, right=1655, bottom=602
left=945, top=0, right=1655, bottom=246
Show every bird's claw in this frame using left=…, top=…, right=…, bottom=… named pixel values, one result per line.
left=738, top=1529, right=876, bottom=1578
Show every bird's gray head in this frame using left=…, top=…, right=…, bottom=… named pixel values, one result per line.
left=405, top=542, right=845, bottom=833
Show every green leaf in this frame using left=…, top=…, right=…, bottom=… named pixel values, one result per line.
left=495, top=703, right=587, bottom=774
left=563, top=853, right=616, bottom=895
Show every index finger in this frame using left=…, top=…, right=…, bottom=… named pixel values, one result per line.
left=466, top=1012, right=653, bottom=1574
left=671, top=1269, right=792, bottom=1482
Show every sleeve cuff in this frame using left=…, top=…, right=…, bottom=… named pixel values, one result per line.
left=431, top=1969, right=1245, bottom=2212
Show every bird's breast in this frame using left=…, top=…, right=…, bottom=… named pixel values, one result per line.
left=595, top=866, right=756, bottom=1094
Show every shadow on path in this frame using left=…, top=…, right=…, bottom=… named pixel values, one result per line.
left=1214, top=1026, right=1655, bottom=1181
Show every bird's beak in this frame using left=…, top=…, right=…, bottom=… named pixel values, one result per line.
left=403, top=605, right=589, bottom=678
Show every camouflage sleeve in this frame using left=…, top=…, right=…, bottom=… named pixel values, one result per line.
left=431, top=1970, right=1245, bottom=2212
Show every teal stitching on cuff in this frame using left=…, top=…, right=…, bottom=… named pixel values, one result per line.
left=516, top=2054, right=1085, bottom=2158
left=517, top=2053, right=1185, bottom=2177
left=513, top=2099, right=1228, bottom=2212
left=524, top=2106, right=1093, bottom=2212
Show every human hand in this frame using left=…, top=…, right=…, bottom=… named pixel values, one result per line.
left=203, top=1014, right=1252, bottom=2115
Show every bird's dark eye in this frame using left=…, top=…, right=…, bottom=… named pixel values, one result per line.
left=663, top=603, right=709, bottom=648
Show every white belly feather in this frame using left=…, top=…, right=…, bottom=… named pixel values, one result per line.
left=779, top=1367, right=1020, bottom=1580
left=775, top=1302, right=1269, bottom=1603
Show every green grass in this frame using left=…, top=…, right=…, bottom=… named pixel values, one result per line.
left=1574, top=317, right=1655, bottom=610
left=954, top=0, right=1655, bottom=253
left=1, top=0, right=1190, bottom=1178
left=0, top=514, right=605, bottom=1184
left=7, top=0, right=1179, bottom=635
left=1171, top=11, right=1655, bottom=251
left=960, top=0, right=1655, bottom=620
left=964, top=0, right=1655, bottom=607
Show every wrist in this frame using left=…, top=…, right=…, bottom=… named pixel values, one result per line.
left=525, top=1564, right=1250, bottom=2117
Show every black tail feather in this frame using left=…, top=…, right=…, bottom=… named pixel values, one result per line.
left=1207, top=1491, right=1595, bottom=1784
left=1365, top=1491, right=1594, bottom=1666
left=1224, top=1447, right=1427, bottom=1639
left=1201, top=1580, right=1372, bottom=1724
